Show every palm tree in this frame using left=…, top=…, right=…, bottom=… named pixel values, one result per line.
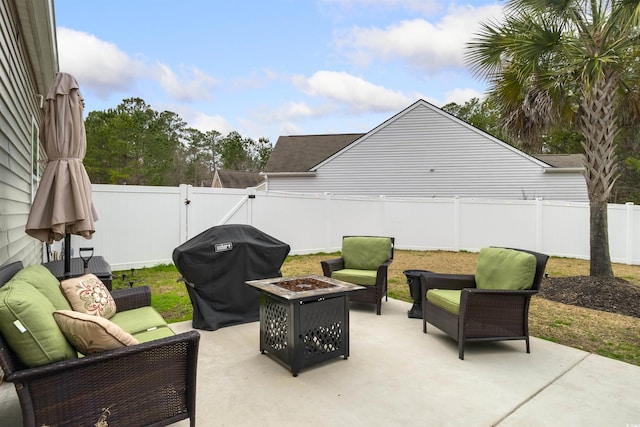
left=467, top=0, right=640, bottom=277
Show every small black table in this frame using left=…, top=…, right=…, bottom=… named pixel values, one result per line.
left=403, top=269, right=431, bottom=319
left=42, top=256, right=113, bottom=290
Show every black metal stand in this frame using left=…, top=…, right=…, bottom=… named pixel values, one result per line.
left=64, top=234, right=72, bottom=279
left=79, top=247, right=94, bottom=274
left=403, top=270, right=430, bottom=319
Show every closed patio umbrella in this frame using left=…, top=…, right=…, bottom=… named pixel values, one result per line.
left=26, top=72, right=98, bottom=276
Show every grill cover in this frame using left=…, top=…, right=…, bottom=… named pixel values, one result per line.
left=172, top=224, right=290, bottom=330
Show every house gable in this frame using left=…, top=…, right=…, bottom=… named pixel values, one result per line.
left=315, top=100, right=549, bottom=169
left=265, top=99, right=588, bottom=202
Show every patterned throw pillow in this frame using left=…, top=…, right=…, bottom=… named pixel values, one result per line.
left=53, top=310, right=139, bottom=355
left=60, top=274, right=117, bottom=319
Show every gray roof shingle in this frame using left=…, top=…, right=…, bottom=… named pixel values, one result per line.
left=214, top=170, right=264, bottom=188
left=535, top=154, right=584, bottom=168
left=264, top=134, right=365, bottom=173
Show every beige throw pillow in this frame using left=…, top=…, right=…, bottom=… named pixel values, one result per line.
left=53, top=310, right=139, bottom=355
left=60, top=274, right=116, bottom=318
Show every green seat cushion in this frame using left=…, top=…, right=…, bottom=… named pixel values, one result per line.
left=332, top=269, right=377, bottom=286
left=342, top=237, right=392, bottom=270
left=131, top=325, right=175, bottom=343
left=475, top=248, right=537, bottom=290
left=110, top=306, right=169, bottom=335
left=0, top=280, right=76, bottom=366
left=11, top=264, right=72, bottom=311
left=426, top=289, right=461, bottom=315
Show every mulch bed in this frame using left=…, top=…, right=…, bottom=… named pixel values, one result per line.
left=538, top=276, right=640, bottom=318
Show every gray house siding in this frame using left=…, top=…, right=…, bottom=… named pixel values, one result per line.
left=0, top=1, right=56, bottom=266
left=267, top=101, right=588, bottom=201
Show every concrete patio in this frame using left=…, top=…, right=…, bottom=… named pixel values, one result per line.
left=1, top=298, right=638, bottom=426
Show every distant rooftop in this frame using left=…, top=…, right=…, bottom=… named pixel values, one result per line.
left=264, top=134, right=364, bottom=173
left=535, top=154, right=584, bottom=168
left=213, top=170, right=265, bottom=188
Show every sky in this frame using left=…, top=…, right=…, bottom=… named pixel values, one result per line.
left=54, top=0, right=505, bottom=145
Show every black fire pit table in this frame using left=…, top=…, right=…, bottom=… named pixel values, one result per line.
left=245, top=275, right=365, bottom=376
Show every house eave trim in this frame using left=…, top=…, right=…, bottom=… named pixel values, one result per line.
left=261, top=172, right=317, bottom=177
left=542, top=167, right=585, bottom=173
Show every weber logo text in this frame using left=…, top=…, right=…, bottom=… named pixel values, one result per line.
left=215, top=242, right=233, bottom=252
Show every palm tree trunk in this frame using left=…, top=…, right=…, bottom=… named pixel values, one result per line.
left=579, top=75, right=618, bottom=277
left=589, top=200, right=614, bottom=277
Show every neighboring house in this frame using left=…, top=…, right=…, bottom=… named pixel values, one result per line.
left=263, top=99, right=588, bottom=202
left=0, top=2, right=57, bottom=266
left=212, top=169, right=266, bottom=190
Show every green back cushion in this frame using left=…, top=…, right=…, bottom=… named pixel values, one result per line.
left=0, top=280, right=76, bottom=366
left=475, top=248, right=537, bottom=290
left=342, top=237, right=392, bottom=270
left=11, top=264, right=72, bottom=311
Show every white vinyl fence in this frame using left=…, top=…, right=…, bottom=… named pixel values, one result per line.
left=49, top=184, right=640, bottom=271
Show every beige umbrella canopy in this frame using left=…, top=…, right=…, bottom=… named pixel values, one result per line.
left=26, top=72, right=98, bottom=263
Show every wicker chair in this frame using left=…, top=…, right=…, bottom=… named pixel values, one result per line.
left=0, top=261, right=200, bottom=427
left=321, top=236, right=394, bottom=315
left=420, top=248, right=549, bottom=360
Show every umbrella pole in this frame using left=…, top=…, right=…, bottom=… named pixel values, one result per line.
left=64, top=234, right=72, bottom=279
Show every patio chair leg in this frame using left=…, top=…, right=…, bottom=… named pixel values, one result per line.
left=525, top=337, right=531, bottom=353
left=459, top=342, right=465, bottom=360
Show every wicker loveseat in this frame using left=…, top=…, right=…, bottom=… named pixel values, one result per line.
left=421, top=247, right=549, bottom=360
left=0, top=261, right=200, bottom=427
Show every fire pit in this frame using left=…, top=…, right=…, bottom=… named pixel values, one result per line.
left=274, top=277, right=337, bottom=292
left=245, top=275, right=364, bottom=376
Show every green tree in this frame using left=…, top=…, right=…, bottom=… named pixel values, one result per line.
left=85, top=98, right=272, bottom=186
left=442, top=96, right=508, bottom=142
left=217, top=131, right=272, bottom=171
left=467, top=0, right=640, bottom=277
left=85, top=98, right=185, bottom=185
left=181, top=129, right=222, bottom=186
left=613, top=121, right=640, bottom=203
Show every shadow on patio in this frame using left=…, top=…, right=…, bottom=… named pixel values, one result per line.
left=1, top=298, right=638, bottom=426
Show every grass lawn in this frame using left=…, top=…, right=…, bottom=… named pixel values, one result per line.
left=113, top=250, right=640, bottom=367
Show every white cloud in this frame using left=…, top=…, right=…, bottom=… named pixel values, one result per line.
left=280, top=102, right=317, bottom=119
left=443, top=88, right=486, bottom=105
left=281, top=122, right=304, bottom=136
left=257, top=101, right=331, bottom=126
left=153, top=64, right=218, bottom=102
left=233, top=68, right=281, bottom=90
left=191, top=112, right=233, bottom=135
left=293, top=70, right=413, bottom=112
left=181, top=110, right=233, bottom=134
left=57, top=27, right=146, bottom=98
left=336, top=4, right=503, bottom=73
left=57, top=27, right=217, bottom=103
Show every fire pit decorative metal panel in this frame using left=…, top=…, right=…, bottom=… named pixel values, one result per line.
left=246, top=275, right=364, bottom=376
